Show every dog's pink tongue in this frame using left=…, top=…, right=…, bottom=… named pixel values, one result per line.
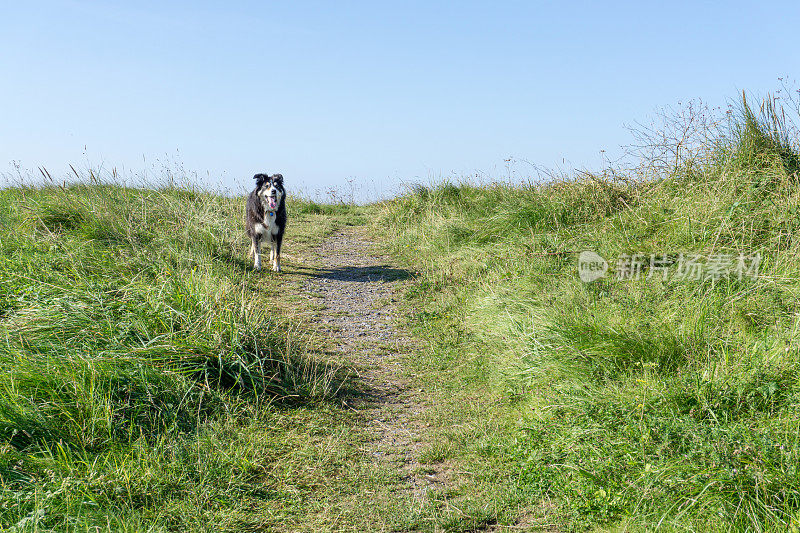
left=268, top=197, right=277, bottom=210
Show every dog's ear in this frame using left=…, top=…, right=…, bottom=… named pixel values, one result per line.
left=253, top=173, right=267, bottom=188
left=273, top=173, right=283, bottom=184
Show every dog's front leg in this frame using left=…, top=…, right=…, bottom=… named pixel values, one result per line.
left=252, top=235, right=262, bottom=270
left=273, top=234, right=282, bottom=272
left=270, top=240, right=280, bottom=272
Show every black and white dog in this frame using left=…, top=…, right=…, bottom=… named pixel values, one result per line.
left=245, top=173, right=286, bottom=271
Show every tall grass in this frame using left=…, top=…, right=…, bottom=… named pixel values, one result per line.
left=379, top=93, right=800, bottom=530
left=0, top=181, right=353, bottom=531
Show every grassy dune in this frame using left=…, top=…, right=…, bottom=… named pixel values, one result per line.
left=0, top=184, right=393, bottom=531
left=3, top=92, right=800, bottom=532
left=378, top=96, right=800, bottom=530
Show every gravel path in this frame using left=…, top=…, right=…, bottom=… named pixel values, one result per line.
left=299, top=228, right=435, bottom=498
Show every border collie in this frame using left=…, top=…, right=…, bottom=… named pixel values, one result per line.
left=245, top=173, right=286, bottom=271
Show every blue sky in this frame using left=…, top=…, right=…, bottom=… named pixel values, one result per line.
left=2, top=1, right=799, bottom=198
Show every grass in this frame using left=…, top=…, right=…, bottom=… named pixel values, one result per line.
left=0, top=182, right=414, bottom=532
left=5, top=90, right=800, bottom=532
left=376, top=93, right=800, bottom=530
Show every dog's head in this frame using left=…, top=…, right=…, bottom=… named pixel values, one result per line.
left=254, top=173, right=285, bottom=211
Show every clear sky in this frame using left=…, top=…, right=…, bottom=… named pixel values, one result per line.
left=2, top=1, right=799, bottom=198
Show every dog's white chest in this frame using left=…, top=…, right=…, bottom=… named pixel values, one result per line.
left=255, top=214, right=279, bottom=239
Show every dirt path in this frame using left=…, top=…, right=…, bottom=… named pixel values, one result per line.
left=297, top=228, right=436, bottom=499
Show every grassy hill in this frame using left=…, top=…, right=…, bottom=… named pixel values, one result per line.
left=2, top=92, right=800, bottom=532
left=0, top=185, right=398, bottom=531
left=376, top=96, right=800, bottom=529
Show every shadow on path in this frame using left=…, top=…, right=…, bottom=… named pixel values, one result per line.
left=291, top=264, right=415, bottom=282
